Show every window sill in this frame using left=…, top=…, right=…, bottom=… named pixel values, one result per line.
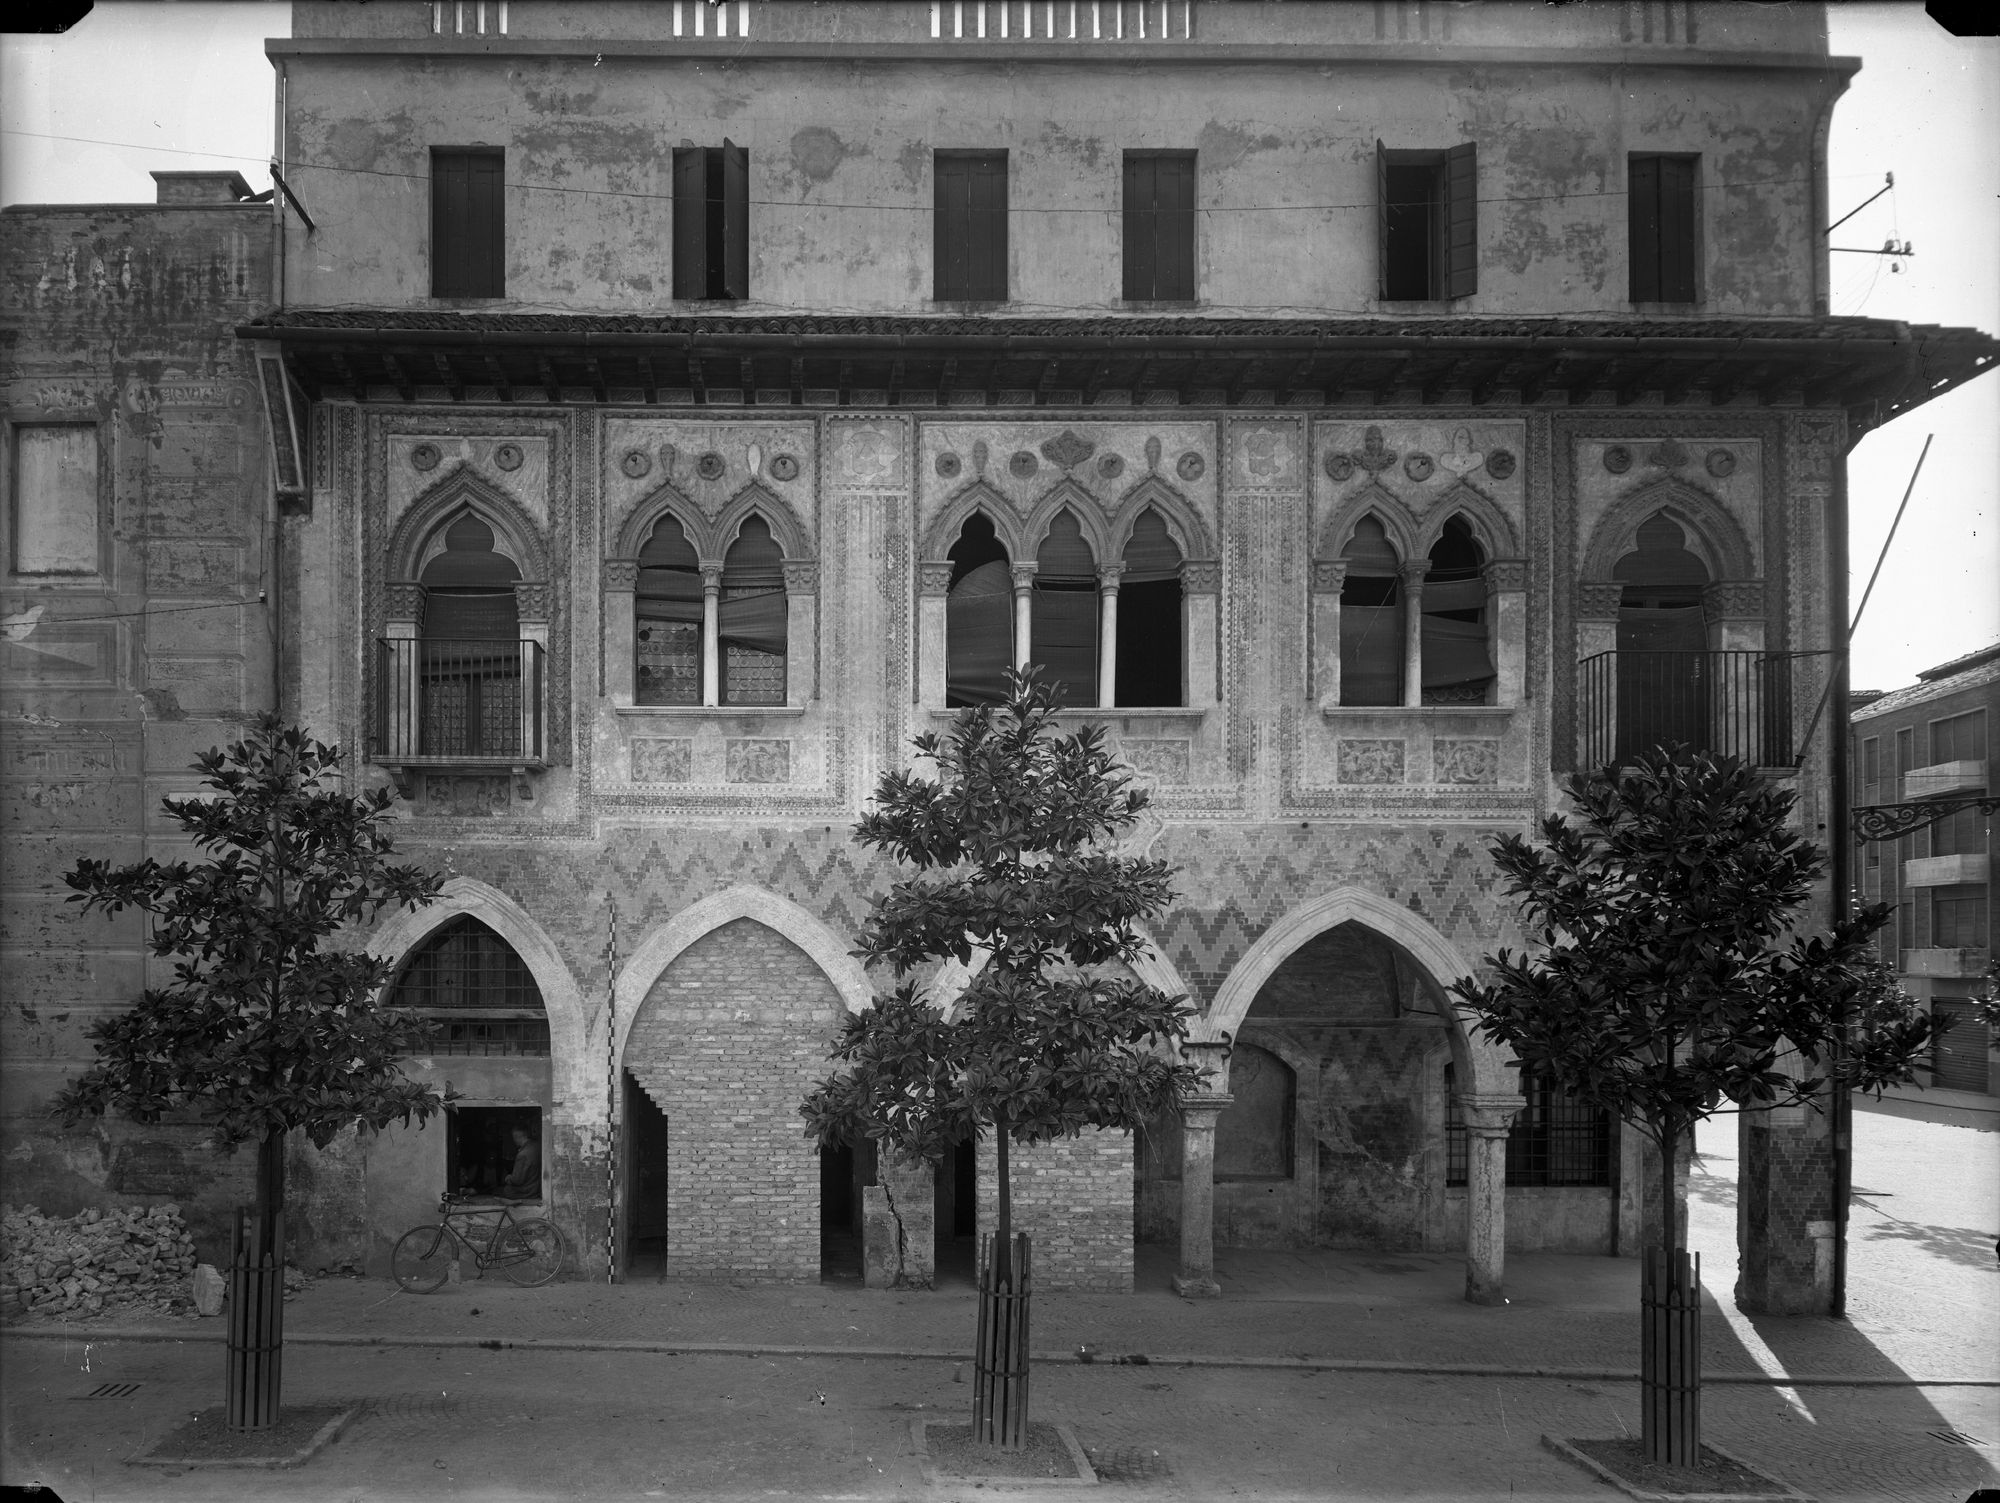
left=1320, top=704, right=1515, bottom=719
left=1628, top=300, right=1702, bottom=314
left=615, top=704, right=808, bottom=719
left=925, top=705, right=1208, bottom=724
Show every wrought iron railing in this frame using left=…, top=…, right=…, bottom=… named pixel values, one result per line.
left=375, top=638, right=546, bottom=763
left=1576, top=650, right=1824, bottom=770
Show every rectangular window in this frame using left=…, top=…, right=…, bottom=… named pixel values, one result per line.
left=1932, top=886, right=1989, bottom=950
left=1444, top=1065, right=1612, bottom=1188
left=1123, top=151, right=1196, bottom=302
left=1376, top=140, right=1477, bottom=302
left=10, top=425, right=99, bottom=575
left=1860, top=736, right=1879, bottom=798
left=446, top=1105, right=543, bottom=1197
left=934, top=151, right=1008, bottom=302
left=673, top=141, right=749, bottom=300
left=1628, top=153, right=1698, bottom=302
left=431, top=148, right=505, bottom=298
left=1896, top=727, right=1915, bottom=777
left=1931, top=709, right=1987, bottom=765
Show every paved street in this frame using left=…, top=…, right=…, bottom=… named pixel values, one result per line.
left=2, top=1109, right=1994, bottom=1501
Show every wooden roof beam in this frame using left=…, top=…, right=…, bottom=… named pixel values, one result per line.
left=381, top=352, right=416, bottom=403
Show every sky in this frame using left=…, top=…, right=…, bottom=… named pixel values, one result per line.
left=2, top=1, right=1995, bottom=693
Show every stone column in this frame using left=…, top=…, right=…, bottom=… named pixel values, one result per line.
left=1173, top=1039, right=1233, bottom=1298
left=1459, top=1092, right=1523, bottom=1306
left=917, top=560, right=953, bottom=708
left=1010, top=563, right=1036, bottom=672
left=1096, top=564, right=1122, bottom=710
left=1482, top=558, right=1528, bottom=706
left=1400, top=561, right=1429, bottom=708
left=1182, top=560, right=1220, bottom=708
left=863, top=1150, right=937, bottom=1291
left=782, top=559, right=820, bottom=705
left=602, top=559, right=639, bottom=707
left=382, top=581, right=426, bottom=760
left=699, top=564, right=723, bottom=706
left=1575, top=581, right=1624, bottom=766
left=1311, top=558, right=1347, bottom=710
left=513, top=582, right=552, bottom=764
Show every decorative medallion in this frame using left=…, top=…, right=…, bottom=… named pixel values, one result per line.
left=973, top=440, right=989, bottom=476
left=621, top=448, right=652, bottom=479
left=1354, top=426, right=1398, bottom=474
left=494, top=442, right=525, bottom=472
left=1039, top=429, right=1096, bottom=471
left=935, top=451, right=963, bottom=479
left=410, top=442, right=442, bottom=472
left=1705, top=448, right=1736, bottom=479
left=1647, top=437, right=1690, bottom=470
left=1486, top=448, right=1517, bottom=480
left=1323, top=451, right=1356, bottom=483
left=1603, top=445, right=1634, bottom=475
left=658, top=442, right=677, bottom=476
left=696, top=451, right=726, bottom=481
left=1005, top=450, right=1036, bottom=479
left=1097, top=453, right=1125, bottom=481
left=1438, top=428, right=1484, bottom=476
left=1403, top=452, right=1436, bottom=483
left=1144, top=435, right=1163, bottom=473
left=1176, top=451, right=1206, bottom=482
left=769, top=452, right=800, bottom=482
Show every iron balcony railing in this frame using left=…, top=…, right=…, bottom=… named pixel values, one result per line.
left=1577, top=650, right=1826, bottom=770
left=375, top=638, right=546, bottom=764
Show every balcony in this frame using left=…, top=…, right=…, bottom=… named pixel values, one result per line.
left=1576, top=651, right=1819, bottom=770
left=1902, top=948, right=1992, bottom=980
left=1904, top=760, right=1987, bottom=801
left=374, top=638, right=547, bottom=776
left=1902, top=854, right=1988, bottom=888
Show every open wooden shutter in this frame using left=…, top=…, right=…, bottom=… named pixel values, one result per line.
left=1123, top=154, right=1155, bottom=301
left=1628, top=154, right=1660, bottom=301
left=1157, top=153, right=1195, bottom=300
left=1658, top=155, right=1697, bottom=302
left=1375, top=139, right=1391, bottom=302
left=673, top=146, right=708, bottom=299
left=1442, top=142, right=1477, bottom=299
left=934, top=156, right=967, bottom=299
left=722, top=139, right=749, bottom=300
left=970, top=153, right=1008, bottom=301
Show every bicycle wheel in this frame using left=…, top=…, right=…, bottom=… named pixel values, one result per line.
left=392, top=1224, right=455, bottom=1293
left=494, top=1218, right=567, bottom=1287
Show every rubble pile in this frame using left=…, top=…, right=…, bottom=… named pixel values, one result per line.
left=0, top=1204, right=199, bottom=1318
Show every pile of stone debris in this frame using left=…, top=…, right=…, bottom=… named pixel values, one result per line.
left=0, top=1203, right=200, bottom=1318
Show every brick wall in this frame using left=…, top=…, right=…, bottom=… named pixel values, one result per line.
left=976, top=1129, right=1134, bottom=1293
left=621, top=918, right=845, bottom=1282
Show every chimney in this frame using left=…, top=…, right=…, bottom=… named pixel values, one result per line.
left=150, top=171, right=256, bottom=205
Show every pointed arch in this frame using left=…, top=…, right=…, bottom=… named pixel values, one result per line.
left=711, top=481, right=810, bottom=562
left=614, top=477, right=704, bottom=560
left=1023, top=478, right=1116, bottom=563
left=365, top=877, right=593, bottom=1118
left=922, top=480, right=1023, bottom=561
left=387, top=468, right=549, bottom=584
left=1581, top=476, right=1757, bottom=582
left=928, top=928, right=1193, bottom=1024
left=612, top=886, right=876, bottom=1060
left=1317, top=481, right=1418, bottom=562
left=1110, top=474, right=1214, bottom=560
left=1203, top=888, right=1514, bottom=1094
left=1414, top=479, right=1521, bottom=559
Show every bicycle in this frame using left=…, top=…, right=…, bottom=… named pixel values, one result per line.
left=391, top=1191, right=570, bottom=1292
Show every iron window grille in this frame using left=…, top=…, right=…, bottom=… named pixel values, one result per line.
left=389, top=916, right=550, bottom=1057
left=1446, top=1065, right=1613, bottom=1188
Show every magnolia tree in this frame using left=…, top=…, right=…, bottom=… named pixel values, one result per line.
left=55, top=717, right=443, bottom=1426
left=1449, top=746, right=1935, bottom=1463
left=801, top=671, right=1200, bottom=1444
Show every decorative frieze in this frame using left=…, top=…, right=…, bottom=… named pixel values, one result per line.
left=631, top=739, right=693, bottom=783
left=1337, top=739, right=1406, bottom=784
left=1433, top=739, right=1501, bottom=785
left=725, top=739, right=792, bottom=784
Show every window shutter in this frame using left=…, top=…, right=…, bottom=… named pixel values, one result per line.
left=971, top=154, right=1007, bottom=301
left=1123, top=154, right=1156, bottom=301
left=722, top=139, right=749, bottom=301
left=1375, top=139, right=1391, bottom=302
left=673, top=146, right=708, bottom=299
left=934, top=156, right=966, bottom=299
left=1442, top=142, right=1477, bottom=299
left=1159, top=153, right=1195, bottom=300
left=431, top=152, right=464, bottom=297
left=1628, top=154, right=1661, bottom=301
left=1658, top=155, right=1696, bottom=302
left=468, top=152, right=503, bottom=297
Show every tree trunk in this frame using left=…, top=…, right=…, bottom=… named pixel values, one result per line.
left=993, top=1128, right=1012, bottom=1286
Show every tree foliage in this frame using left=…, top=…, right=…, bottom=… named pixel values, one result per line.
left=1449, top=747, right=1935, bottom=1248
left=53, top=716, right=445, bottom=1152
left=801, top=671, right=1201, bottom=1171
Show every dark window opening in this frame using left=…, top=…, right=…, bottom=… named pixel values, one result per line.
left=1931, top=709, right=1987, bottom=765
left=1612, top=512, right=1711, bottom=761
left=418, top=513, right=524, bottom=757
left=447, top=1105, right=542, bottom=1197
left=1377, top=141, right=1476, bottom=301
left=636, top=513, right=702, bottom=706
left=431, top=148, right=504, bottom=299
left=390, top=916, right=549, bottom=1057
left=1214, top=1042, right=1295, bottom=1180
left=1123, top=151, right=1196, bottom=301
left=1932, top=886, right=1989, bottom=950
left=1445, top=1064, right=1613, bottom=1188
left=720, top=514, right=787, bottom=705
left=1116, top=508, right=1184, bottom=707
left=1338, top=515, right=1403, bottom=706
left=935, top=151, right=1008, bottom=302
left=1629, top=153, right=1698, bottom=303
left=1421, top=515, right=1492, bottom=705
left=946, top=511, right=1012, bottom=708
left=1032, top=509, right=1098, bottom=710
left=674, top=141, right=748, bottom=300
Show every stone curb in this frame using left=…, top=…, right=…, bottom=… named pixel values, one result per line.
left=1539, top=1433, right=1815, bottom=1503
left=126, top=1403, right=360, bottom=1470
left=911, top=1417, right=1098, bottom=1488
left=6, top=1325, right=1993, bottom=1387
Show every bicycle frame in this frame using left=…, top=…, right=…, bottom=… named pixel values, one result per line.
left=434, top=1193, right=533, bottom=1271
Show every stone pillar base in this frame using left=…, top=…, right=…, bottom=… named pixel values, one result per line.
left=1463, top=1273, right=1505, bottom=1306
left=1171, top=1273, right=1221, bottom=1299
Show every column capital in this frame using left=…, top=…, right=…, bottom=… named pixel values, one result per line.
left=1311, top=558, right=1349, bottom=594
left=1009, top=562, right=1039, bottom=591
left=383, top=580, right=427, bottom=625
left=1576, top=581, right=1624, bottom=620
left=512, top=581, right=552, bottom=624
left=1181, top=559, right=1221, bottom=595
left=1398, top=560, right=1431, bottom=587
left=1179, top=1037, right=1233, bottom=1094
left=1703, top=578, right=1765, bottom=620
left=1482, top=557, right=1528, bottom=595
left=918, top=559, right=954, bottom=597
left=602, top=558, right=641, bottom=593
left=1097, top=563, right=1125, bottom=593
left=1178, top=1093, right=1236, bottom=1118
left=699, top=565, right=725, bottom=593
left=781, top=559, right=820, bottom=595
left=1457, top=1091, right=1527, bottom=1135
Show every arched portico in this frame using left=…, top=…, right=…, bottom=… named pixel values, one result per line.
left=1184, top=888, right=1523, bottom=1304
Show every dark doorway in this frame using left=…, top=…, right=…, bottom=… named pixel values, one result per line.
left=622, top=1071, right=671, bottom=1279
left=1614, top=514, right=1711, bottom=762
left=820, top=1138, right=874, bottom=1285
left=935, top=1136, right=978, bottom=1288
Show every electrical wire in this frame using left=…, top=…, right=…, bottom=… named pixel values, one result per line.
left=4, top=599, right=265, bottom=626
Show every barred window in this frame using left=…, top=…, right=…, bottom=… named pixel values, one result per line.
left=1445, top=1064, right=1613, bottom=1188
left=389, top=916, right=549, bottom=1057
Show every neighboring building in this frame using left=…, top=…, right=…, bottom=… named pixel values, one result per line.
left=1851, top=644, right=1999, bottom=1108
left=1, top=171, right=284, bottom=1252
left=8, top=3, right=1995, bottom=1312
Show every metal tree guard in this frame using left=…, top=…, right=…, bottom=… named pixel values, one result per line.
left=972, top=1232, right=1032, bottom=1450
left=226, top=1207, right=285, bottom=1430
left=1640, top=1247, right=1701, bottom=1468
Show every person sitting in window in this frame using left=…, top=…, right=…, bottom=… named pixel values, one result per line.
left=499, top=1126, right=541, bottom=1200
